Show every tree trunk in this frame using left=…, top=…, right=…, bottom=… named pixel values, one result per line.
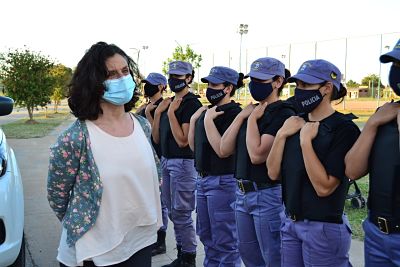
left=27, top=106, right=33, bottom=121
left=54, top=101, right=59, bottom=114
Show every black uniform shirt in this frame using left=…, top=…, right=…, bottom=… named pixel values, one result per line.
left=159, top=92, right=202, bottom=159
left=282, top=111, right=360, bottom=222
left=194, top=101, right=242, bottom=174
left=235, top=100, right=296, bottom=183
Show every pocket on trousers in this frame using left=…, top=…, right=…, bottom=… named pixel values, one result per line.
left=322, top=222, right=351, bottom=256
left=214, top=211, right=236, bottom=246
left=269, top=219, right=282, bottom=233
left=174, top=181, right=196, bottom=211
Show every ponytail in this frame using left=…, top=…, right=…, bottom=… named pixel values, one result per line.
left=223, top=72, right=244, bottom=97
left=331, top=83, right=347, bottom=103
left=274, top=68, right=291, bottom=96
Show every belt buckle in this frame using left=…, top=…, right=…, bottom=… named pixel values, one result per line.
left=238, top=180, right=245, bottom=193
left=377, top=217, right=389, bottom=234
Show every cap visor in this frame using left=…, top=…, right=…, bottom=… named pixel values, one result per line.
left=244, top=71, right=275, bottom=80
left=142, top=79, right=157, bottom=85
left=288, top=73, right=325, bottom=84
left=167, top=70, right=187, bottom=75
left=380, top=50, right=400, bottom=63
left=201, top=75, right=225, bottom=84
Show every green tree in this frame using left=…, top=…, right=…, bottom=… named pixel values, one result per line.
left=50, top=64, right=72, bottom=113
left=361, top=74, right=384, bottom=88
left=346, top=79, right=360, bottom=88
left=162, top=45, right=202, bottom=75
left=0, top=48, right=55, bottom=122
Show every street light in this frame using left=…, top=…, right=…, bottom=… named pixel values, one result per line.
left=238, top=24, right=249, bottom=72
left=129, top=46, right=149, bottom=75
left=129, top=46, right=149, bottom=64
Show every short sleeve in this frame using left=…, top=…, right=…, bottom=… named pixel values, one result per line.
left=323, top=123, right=361, bottom=180
left=181, top=99, right=202, bottom=124
left=261, top=108, right=296, bottom=136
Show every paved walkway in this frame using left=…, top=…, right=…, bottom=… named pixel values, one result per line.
left=5, top=119, right=364, bottom=267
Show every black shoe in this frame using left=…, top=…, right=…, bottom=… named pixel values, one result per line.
left=151, top=230, right=166, bottom=256
left=161, top=245, right=182, bottom=267
left=181, top=252, right=196, bottom=267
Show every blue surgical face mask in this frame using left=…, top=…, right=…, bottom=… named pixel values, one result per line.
left=168, top=77, right=187, bottom=93
left=103, top=75, right=136, bottom=106
left=206, top=87, right=227, bottom=105
left=249, top=81, right=273, bottom=102
left=389, top=65, right=400, bottom=96
left=294, top=87, right=324, bottom=113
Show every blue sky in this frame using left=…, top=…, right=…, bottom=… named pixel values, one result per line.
left=1, top=0, right=399, bottom=84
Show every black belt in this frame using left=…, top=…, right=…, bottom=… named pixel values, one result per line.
left=198, top=171, right=234, bottom=178
left=237, top=179, right=278, bottom=193
left=285, top=211, right=305, bottom=222
left=285, top=211, right=342, bottom=224
left=369, top=214, right=400, bottom=234
left=198, top=171, right=210, bottom=178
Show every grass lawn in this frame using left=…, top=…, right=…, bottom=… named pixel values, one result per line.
left=345, top=176, right=369, bottom=240
left=1, top=112, right=71, bottom=139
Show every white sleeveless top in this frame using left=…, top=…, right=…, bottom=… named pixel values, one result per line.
left=57, top=115, right=162, bottom=266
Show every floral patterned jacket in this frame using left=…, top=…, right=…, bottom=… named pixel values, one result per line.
left=47, top=113, right=161, bottom=247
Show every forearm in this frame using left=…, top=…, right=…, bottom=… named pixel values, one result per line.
left=168, top=112, right=188, bottom=147
left=204, top=118, right=224, bottom=158
left=266, top=132, right=286, bottom=180
left=145, top=111, right=154, bottom=126
left=220, top=116, right=244, bottom=157
left=301, top=140, right=338, bottom=197
left=246, top=116, right=266, bottom=164
left=152, top=112, right=161, bottom=144
left=345, top=121, right=378, bottom=180
left=47, top=153, right=75, bottom=221
left=188, top=118, right=196, bottom=151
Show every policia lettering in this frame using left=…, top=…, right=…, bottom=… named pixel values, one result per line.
left=194, top=103, right=242, bottom=266
left=191, top=66, right=243, bottom=266
left=268, top=59, right=360, bottom=267
left=345, top=38, right=400, bottom=266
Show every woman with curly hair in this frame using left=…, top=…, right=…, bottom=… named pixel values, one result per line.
left=47, top=41, right=162, bottom=267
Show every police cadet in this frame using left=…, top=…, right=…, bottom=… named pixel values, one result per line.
left=188, top=66, right=243, bottom=267
left=267, top=59, right=360, bottom=267
left=219, top=57, right=295, bottom=267
left=138, top=72, right=169, bottom=256
left=345, top=39, right=400, bottom=267
left=152, top=61, right=202, bottom=267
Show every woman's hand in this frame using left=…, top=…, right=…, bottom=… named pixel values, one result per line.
left=368, top=101, right=400, bottom=128
left=168, top=98, right=182, bottom=114
left=191, top=106, right=208, bottom=122
left=278, top=116, right=306, bottom=138
left=249, top=102, right=267, bottom=120
left=155, top=98, right=171, bottom=114
left=205, top=106, right=224, bottom=121
left=300, top=121, right=320, bottom=145
left=238, top=103, right=256, bottom=120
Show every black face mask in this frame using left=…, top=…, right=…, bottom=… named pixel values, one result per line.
left=249, top=81, right=273, bottom=102
left=168, top=77, right=187, bottom=93
left=389, top=65, right=400, bottom=96
left=294, top=87, right=324, bottom=113
left=206, top=87, right=226, bottom=105
left=144, top=83, right=159, bottom=97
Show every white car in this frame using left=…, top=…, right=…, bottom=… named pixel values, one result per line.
left=0, top=96, right=25, bottom=267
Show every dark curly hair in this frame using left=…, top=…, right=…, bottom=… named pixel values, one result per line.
left=68, top=42, right=141, bottom=120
